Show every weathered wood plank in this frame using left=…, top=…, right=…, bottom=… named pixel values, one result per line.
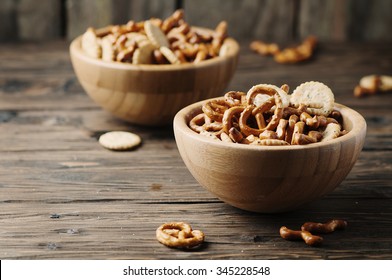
left=298, top=0, right=392, bottom=42
left=184, top=0, right=296, bottom=43
left=0, top=40, right=391, bottom=260
left=66, top=0, right=175, bottom=40
left=16, top=0, right=62, bottom=40
left=346, top=0, right=392, bottom=42
left=0, top=0, right=18, bottom=41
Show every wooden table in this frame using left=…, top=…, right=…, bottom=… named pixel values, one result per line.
left=0, top=41, right=391, bottom=260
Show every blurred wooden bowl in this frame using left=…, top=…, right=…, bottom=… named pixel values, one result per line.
left=173, top=98, right=367, bottom=213
left=69, top=28, right=239, bottom=126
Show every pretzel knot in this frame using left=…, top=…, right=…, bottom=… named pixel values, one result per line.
left=239, top=85, right=284, bottom=136
left=156, top=222, right=205, bottom=248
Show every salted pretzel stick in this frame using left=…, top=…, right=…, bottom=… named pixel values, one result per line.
left=222, top=106, right=245, bottom=134
left=301, top=219, right=347, bottom=234
left=280, top=226, right=323, bottom=246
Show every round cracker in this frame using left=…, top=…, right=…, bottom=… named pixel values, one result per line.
left=144, top=20, right=169, bottom=48
left=132, top=42, right=155, bottom=64
left=81, top=28, right=102, bottom=58
left=290, top=81, right=335, bottom=116
left=99, top=131, right=141, bottom=151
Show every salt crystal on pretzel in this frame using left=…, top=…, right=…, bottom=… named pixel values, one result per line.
left=290, top=81, right=334, bottom=116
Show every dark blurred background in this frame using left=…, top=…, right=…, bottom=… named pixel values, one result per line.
left=1, top=0, right=392, bottom=43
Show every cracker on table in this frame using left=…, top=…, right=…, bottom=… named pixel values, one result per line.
left=99, top=131, right=142, bottom=151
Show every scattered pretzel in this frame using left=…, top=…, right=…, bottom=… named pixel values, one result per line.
left=279, top=226, right=323, bottom=247
left=156, top=222, right=205, bottom=248
left=189, top=82, right=345, bottom=146
left=354, top=75, right=392, bottom=97
left=250, top=35, right=317, bottom=64
left=301, top=219, right=348, bottom=234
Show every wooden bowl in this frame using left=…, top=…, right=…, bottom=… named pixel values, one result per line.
left=173, top=98, right=367, bottom=213
left=69, top=28, right=239, bottom=126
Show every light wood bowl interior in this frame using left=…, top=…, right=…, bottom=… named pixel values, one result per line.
left=69, top=28, right=239, bottom=126
left=173, top=98, right=367, bottom=213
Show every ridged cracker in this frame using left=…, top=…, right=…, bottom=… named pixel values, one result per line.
left=99, top=131, right=141, bottom=151
left=290, top=81, right=335, bottom=116
left=132, top=42, right=155, bottom=64
left=101, top=35, right=116, bottom=62
left=81, top=27, right=102, bottom=58
left=160, top=46, right=180, bottom=64
left=144, top=20, right=170, bottom=48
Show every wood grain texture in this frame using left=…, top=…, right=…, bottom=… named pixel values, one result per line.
left=66, top=0, right=175, bottom=40
left=184, top=0, right=296, bottom=43
left=0, top=40, right=391, bottom=259
left=69, top=31, right=239, bottom=125
left=1, top=0, right=392, bottom=42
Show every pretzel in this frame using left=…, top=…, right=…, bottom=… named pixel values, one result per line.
left=220, top=106, right=242, bottom=134
left=274, top=35, right=318, bottom=64
left=202, top=99, right=230, bottom=122
left=301, top=219, right=347, bottom=234
left=156, top=222, right=204, bottom=248
left=279, top=226, right=323, bottom=246
left=354, top=75, right=392, bottom=97
left=240, top=85, right=284, bottom=135
left=275, top=119, right=288, bottom=140
left=250, top=139, right=289, bottom=146
left=250, top=40, right=280, bottom=56
left=224, top=91, right=246, bottom=106
left=229, top=127, right=244, bottom=143
left=211, top=21, right=228, bottom=55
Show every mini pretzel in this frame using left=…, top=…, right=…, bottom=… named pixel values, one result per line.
left=354, top=75, right=392, bottom=97
left=222, top=106, right=244, bottom=134
left=240, top=85, right=284, bottom=136
left=250, top=40, right=280, bottom=56
left=279, top=226, right=323, bottom=246
left=156, top=222, right=204, bottom=248
left=202, top=99, right=230, bottom=122
left=224, top=91, right=246, bottom=106
left=229, top=127, right=244, bottom=143
left=301, top=219, right=347, bottom=234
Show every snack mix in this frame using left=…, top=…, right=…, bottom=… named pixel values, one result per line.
left=189, top=81, right=347, bottom=146
left=81, top=9, right=228, bottom=65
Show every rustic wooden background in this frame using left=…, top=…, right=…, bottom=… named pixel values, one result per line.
left=1, top=0, right=392, bottom=43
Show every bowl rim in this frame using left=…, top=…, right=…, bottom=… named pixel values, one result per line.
left=69, top=26, right=240, bottom=71
left=173, top=97, right=367, bottom=151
